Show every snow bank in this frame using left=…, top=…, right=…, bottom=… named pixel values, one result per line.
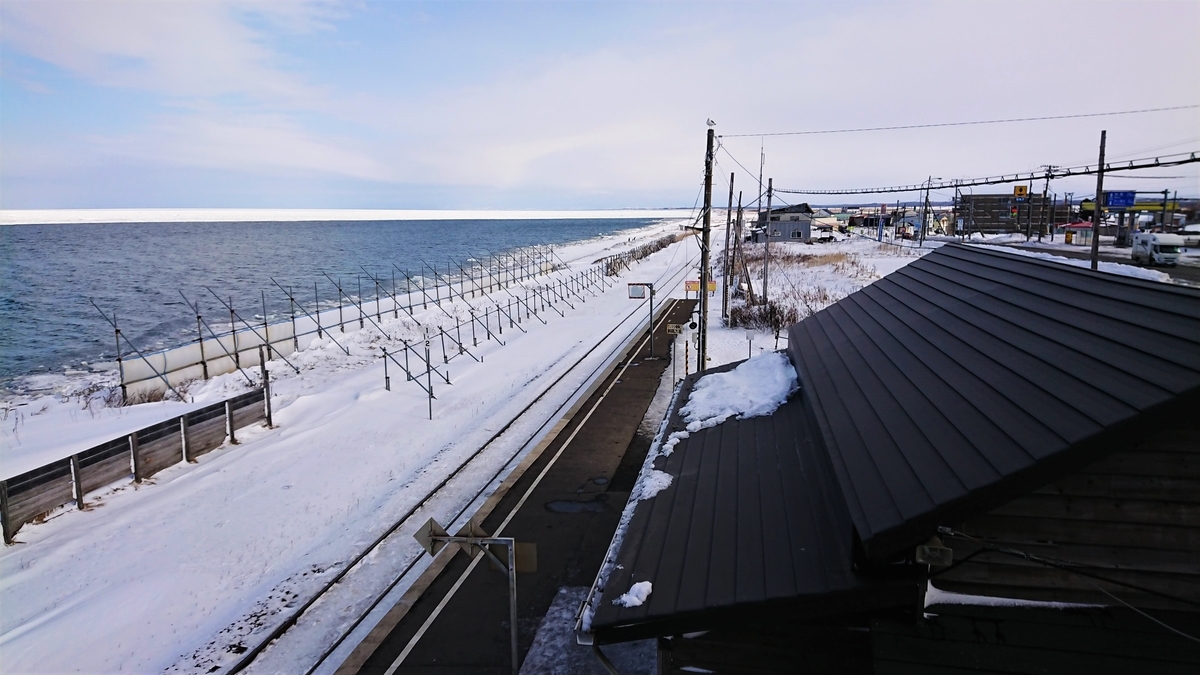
left=680, top=352, right=798, bottom=431
left=613, top=581, right=653, bottom=608
left=967, top=244, right=1173, bottom=282
left=630, top=469, right=672, bottom=502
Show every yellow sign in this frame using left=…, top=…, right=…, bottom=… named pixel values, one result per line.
left=685, top=280, right=717, bottom=292
left=1013, top=185, right=1028, bottom=197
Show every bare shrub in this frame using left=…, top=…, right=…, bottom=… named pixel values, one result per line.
left=728, top=300, right=799, bottom=333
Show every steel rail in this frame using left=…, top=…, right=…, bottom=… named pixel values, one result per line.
left=225, top=248, right=697, bottom=675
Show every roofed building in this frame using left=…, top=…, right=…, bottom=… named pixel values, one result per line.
left=577, top=244, right=1200, bottom=674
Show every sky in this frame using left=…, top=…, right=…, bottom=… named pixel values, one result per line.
left=1, top=0, right=1198, bottom=210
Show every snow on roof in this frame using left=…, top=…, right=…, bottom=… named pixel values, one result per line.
left=965, top=243, right=1172, bottom=282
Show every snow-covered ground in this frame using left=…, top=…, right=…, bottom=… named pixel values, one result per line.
left=0, top=220, right=699, bottom=675
left=3, top=223, right=1180, bottom=674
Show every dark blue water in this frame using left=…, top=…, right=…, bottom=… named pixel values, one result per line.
left=0, top=219, right=656, bottom=393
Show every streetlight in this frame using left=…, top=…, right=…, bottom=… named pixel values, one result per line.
left=628, top=282, right=655, bottom=358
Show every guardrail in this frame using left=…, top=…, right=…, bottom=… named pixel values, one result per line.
left=0, top=387, right=270, bottom=544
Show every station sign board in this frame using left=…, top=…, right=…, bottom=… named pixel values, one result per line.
left=628, top=283, right=649, bottom=299
left=667, top=324, right=684, bottom=335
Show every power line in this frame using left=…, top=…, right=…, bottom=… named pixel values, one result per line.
left=719, top=104, right=1200, bottom=138
left=774, top=151, right=1199, bottom=196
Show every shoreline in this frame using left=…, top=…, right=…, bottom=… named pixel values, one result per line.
left=0, top=208, right=694, bottom=226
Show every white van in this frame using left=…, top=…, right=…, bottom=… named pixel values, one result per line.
left=1131, top=232, right=1184, bottom=266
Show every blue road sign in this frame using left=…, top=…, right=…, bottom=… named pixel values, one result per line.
left=1105, top=191, right=1136, bottom=209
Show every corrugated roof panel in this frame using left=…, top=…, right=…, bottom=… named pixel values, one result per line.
left=587, top=243, right=1200, bottom=642
left=795, top=244, right=1200, bottom=557
left=903, top=261, right=1196, bottom=398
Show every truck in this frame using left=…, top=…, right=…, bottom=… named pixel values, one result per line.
left=1131, top=232, right=1184, bottom=266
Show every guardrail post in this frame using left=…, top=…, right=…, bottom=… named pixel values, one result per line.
left=181, top=414, right=192, bottom=462
left=130, top=431, right=144, bottom=483
left=70, top=455, right=85, bottom=508
left=1, top=481, right=11, bottom=544
left=259, top=346, right=273, bottom=428
left=226, top=400, right=238, bottom=445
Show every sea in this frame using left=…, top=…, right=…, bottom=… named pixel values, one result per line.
left=0, top=218, right=663, bottom=397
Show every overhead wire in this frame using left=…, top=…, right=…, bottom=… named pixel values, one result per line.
left=718, top=104, right=1200, bottom=138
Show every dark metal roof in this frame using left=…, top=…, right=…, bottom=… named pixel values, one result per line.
left=588, top=381, right=915, bottom=642
left=586, top=243, right=1200, bottom=641
left=788, top=243, right=1200, bottom=559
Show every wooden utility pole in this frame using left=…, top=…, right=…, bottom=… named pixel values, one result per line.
left=1090, top=130, right=1107, bottom=270
left=699, top=128, right=714, bottom=371
left=722, top=172, right=734, bottom=320
left=762, top=178, right=773, bottom=304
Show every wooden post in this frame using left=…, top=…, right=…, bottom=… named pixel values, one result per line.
left=131, top=432, right=144, bottom=483
left=763, top=178, right=773, bottom=304
left=699, top=128, right=714, bottom=371
left=722, top=172, right=734, bottom=320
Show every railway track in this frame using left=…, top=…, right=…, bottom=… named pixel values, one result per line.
left=226, top=246, right=699, bottom=675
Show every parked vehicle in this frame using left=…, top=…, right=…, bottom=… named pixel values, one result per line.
left=1131, top=232, right=1184, bottom=266
left=1180, top=223, right=1200, bottom=248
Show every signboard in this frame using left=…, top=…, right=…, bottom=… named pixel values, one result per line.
left=1013, top=185, right=1028, bottom=198
left=685, top=280, right=717, bottom=292
left=628, top=283, right=648, bottom=299
left=666, top=323, right=683, bottom=335
left=1105, top=191, right=1136, bottom=209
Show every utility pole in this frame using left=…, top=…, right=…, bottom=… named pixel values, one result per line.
left=1039, top=166, right=1055, bottom=242
left=1161, top=190, right=1169, bottom=228
left=1090, top=130, right=1107, bottom=271
left=722, top=172, right=734, bottom=320
left=762, top=178, right=773, bottom=305
left=920, top=176, right=931, bottom=245
left=699, top=128, right=714, bottom=372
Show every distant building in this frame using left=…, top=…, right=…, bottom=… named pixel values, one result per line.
left=753, top=203, right=814, bottom=242
left=954, top=193, right=1069, bottom=235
